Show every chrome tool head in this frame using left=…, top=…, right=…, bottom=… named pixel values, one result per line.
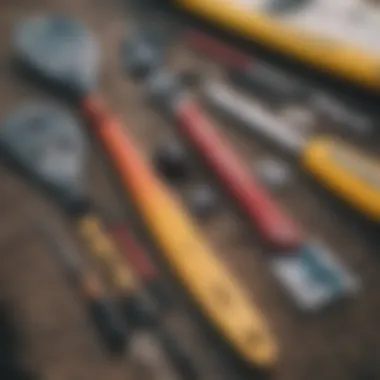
left=0, top=103, right=87, bottom=204
left=13, top=14, right=99, bottom=95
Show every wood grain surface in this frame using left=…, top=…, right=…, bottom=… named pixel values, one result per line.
left=0, top=1, right=379, bottom=380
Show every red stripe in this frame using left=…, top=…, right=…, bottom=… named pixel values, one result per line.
left=175, top=99, right=303, bottom=252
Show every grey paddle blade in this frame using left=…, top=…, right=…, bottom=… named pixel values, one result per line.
left=0, top=103, right=87, bottom=201
left=13, top=14, right=99, bottom=94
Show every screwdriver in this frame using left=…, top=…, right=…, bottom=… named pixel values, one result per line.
left=74, top=202, right=201, bottom=380
left=48, top=206, right=193, bottom=376
left=41, top=221, right=129, bottom=354
left=203, top=80, right=380, bottom=223
left=146, top=70, right=303, bottom=252
left=78, top=207, right=201, bottom=379
left=67, top=198, right=161, bottom=328
left=184, top=30, right=375, bottom=138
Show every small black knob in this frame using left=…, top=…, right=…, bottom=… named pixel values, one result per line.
left=153, top=140, right=192, bottom=183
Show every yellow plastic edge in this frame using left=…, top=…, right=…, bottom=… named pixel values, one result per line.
left=136, top=182, right=278, bottom=367
left=175, top=0, right=380, bottom=90
left=302, top=137, right=380, bottom=222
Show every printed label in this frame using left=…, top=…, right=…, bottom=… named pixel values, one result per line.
left=270, top=243, right=359, bottom=312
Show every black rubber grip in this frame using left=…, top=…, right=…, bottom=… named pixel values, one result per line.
left=88, top=297, right=129, bottom=354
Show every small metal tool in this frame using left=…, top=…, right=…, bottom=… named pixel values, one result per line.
left=146, top=70, right=303, bottom=252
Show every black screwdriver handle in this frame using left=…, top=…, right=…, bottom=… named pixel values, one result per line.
left=80, top=273, right=129, bottom=354
left=87, top=296, right=129, bottom=354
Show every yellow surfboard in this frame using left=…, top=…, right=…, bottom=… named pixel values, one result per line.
left=175, top=0, right=380, bottom=91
